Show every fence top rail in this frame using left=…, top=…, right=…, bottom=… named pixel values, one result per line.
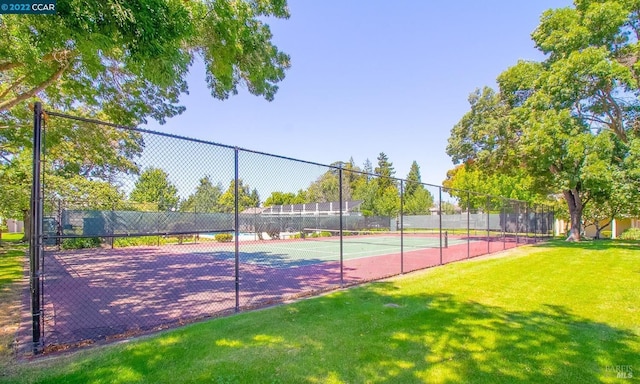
left=42, top=109, right=553, bottom=209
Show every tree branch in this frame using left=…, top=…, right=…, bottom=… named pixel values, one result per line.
left=0, top=74, right=27, bottom=99
left=0, top=60, right=71, bottom=112
left=602, top=91, right=628, bottom=142
left=0, top=62, right=22, bottom=72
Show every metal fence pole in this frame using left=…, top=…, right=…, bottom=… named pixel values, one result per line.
left=30, top=102, right=44, bottom=354
left=234, top=148, right=240, bottom=312
left=438, top=186, right=443, bottom=265
left=486, top=196, right=490, bottom=254
left=540, top=204, right=547, bottom=239
left=533, top=204, right=538, bottom=243
left=524, top=202, right=531, bottom=244
left=400, top=180, right=404, bottom=274
left=516, top=201, right=520, bottom=245
left=467, top=191, right=470, bottom=259
left=57, top=199, right=62, bottom=251
left=502, top=198, right=506, bottom=250
left=339, top=167, right=344, bottom=288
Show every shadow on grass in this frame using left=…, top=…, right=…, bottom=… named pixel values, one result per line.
left=534, top=238, right=640, bottom=251
left=31, top=284, right=639, bottom=384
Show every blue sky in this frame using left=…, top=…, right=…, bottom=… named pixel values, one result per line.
left=144, top=0, right=573, bottom=192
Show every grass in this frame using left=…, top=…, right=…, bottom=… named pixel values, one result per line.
left=1, top=239, right=639, bottom=383
left=0, top=233, right=26, bottom=374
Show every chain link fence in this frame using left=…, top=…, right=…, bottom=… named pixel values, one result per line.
left=24, top=105, right=554, bottom=354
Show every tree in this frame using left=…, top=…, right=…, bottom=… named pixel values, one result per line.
left=343, top=158, right=367, bottom=200
left=0, top=0, right=291, bottom=231
left=250, top=189, right=260, bottom=208
left=373, top=185, right=400, bottom=217
left=306, top=171, right=340, bottom=203
left=130, top=167, right=179, bottom=211
left=1, top=115, right=142, bottom=241
left=353, top=178, right=378, bottom=216
left=441, top=201, right=459, bottom=215
left=218, top=179, right=260, bottom=213
left=374, top=152, right=395, bottom=190
left=581, top=171, right=639, bottom=239
left=362, top=158, right=373, bottom=180
left=403, top=161, right=433, bottom=215
left=447, top=0, right=640, bottom=241
left=264, top=191, right=306, bottom=206
left=180, top=176, right=223, bottom=213
left=404, top=187, right=433, bottom=215
left=442, top=164, right=540, bottom=210
left=405, top=161, right=422, bottom=197
left=0, top=0, right=291, bottom=124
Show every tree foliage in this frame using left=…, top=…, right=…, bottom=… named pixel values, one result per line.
left=130, top=167, right=179, bottom=211
left=0, top=0, right=291, bottom=124
left=442, top=164, right=540, bottom=210
left=263, top=190, right=307, bottom=207
left=0, top=115, right=142, bottom=220
left=403, top=161, right=433, bottom=215
left=447, top=0, right=640, bottom=241
left=180, top=176, right=222, bottom=213
left=0, top=0, right=291, bottom=221
left=218, top=179, right=260, bottom=213
left=374, top=152, right=395, bottom=191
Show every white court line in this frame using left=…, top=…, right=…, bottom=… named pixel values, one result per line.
left=233, top=238, right=476, bottom=264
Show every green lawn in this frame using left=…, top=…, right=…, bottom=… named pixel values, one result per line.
left=0, top=233, right=24, bottom=243
left=0, top=233, right=26, bottom=372
left=2, top=240, right=639, bottom=383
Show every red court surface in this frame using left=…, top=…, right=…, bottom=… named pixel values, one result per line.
left=19, top=235, right=540, bottom=352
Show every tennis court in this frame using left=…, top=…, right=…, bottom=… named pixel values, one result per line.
left=198, top=231, right=471, bottom=268
left=22, top=232, right=490, bottom=351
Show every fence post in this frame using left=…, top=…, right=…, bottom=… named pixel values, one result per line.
left=400, top=180, right=404, bottom=274
left=438, top=186, right=443, bottom=265
left=234, top=148, right=240, bottom=312
left=540, top=204, right=547, bottom=239
left=30, top=102, right=44, bottom=354
left=467, top=191, right=470, bottom=259
left=486, top=196, right=490, bottom=254
left=502, top=198, right=506, bottom=250
left=533, top=204, right=538, bottom=243
left=525, top=203, right=529, bottom=244
left=339, top=167, right=344, bottom=288
left=57, top=199, right=62, bottom=251
left=516, top=201, right=520, bottom=245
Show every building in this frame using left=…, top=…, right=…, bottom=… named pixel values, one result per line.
left=555, top=217, right=640, bottom=239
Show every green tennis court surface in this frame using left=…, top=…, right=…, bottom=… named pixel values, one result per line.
left=198, top=234, right=471, bottom=269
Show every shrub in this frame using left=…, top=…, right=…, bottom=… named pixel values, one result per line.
left=310, top=231, right=332, bottom=238
left=114, top=236, right=164, bottom=247
left=215, top=233, right=233, bottom=242
left=620, top=228, right=640, bottom=240
left=61, top=237, right=101, bottom=250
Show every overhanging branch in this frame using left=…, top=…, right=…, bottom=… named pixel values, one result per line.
left=0, top=60, right=71, bottom=112
left=0, top=74, right=27, bottom=99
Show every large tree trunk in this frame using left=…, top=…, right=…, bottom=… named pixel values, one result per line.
left=563, top=189, right=583, bottom=242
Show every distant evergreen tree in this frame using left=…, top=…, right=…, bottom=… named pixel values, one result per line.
left=374, top=152, right=395, bottom=191
left=180, top=176, right=223, bottom=213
